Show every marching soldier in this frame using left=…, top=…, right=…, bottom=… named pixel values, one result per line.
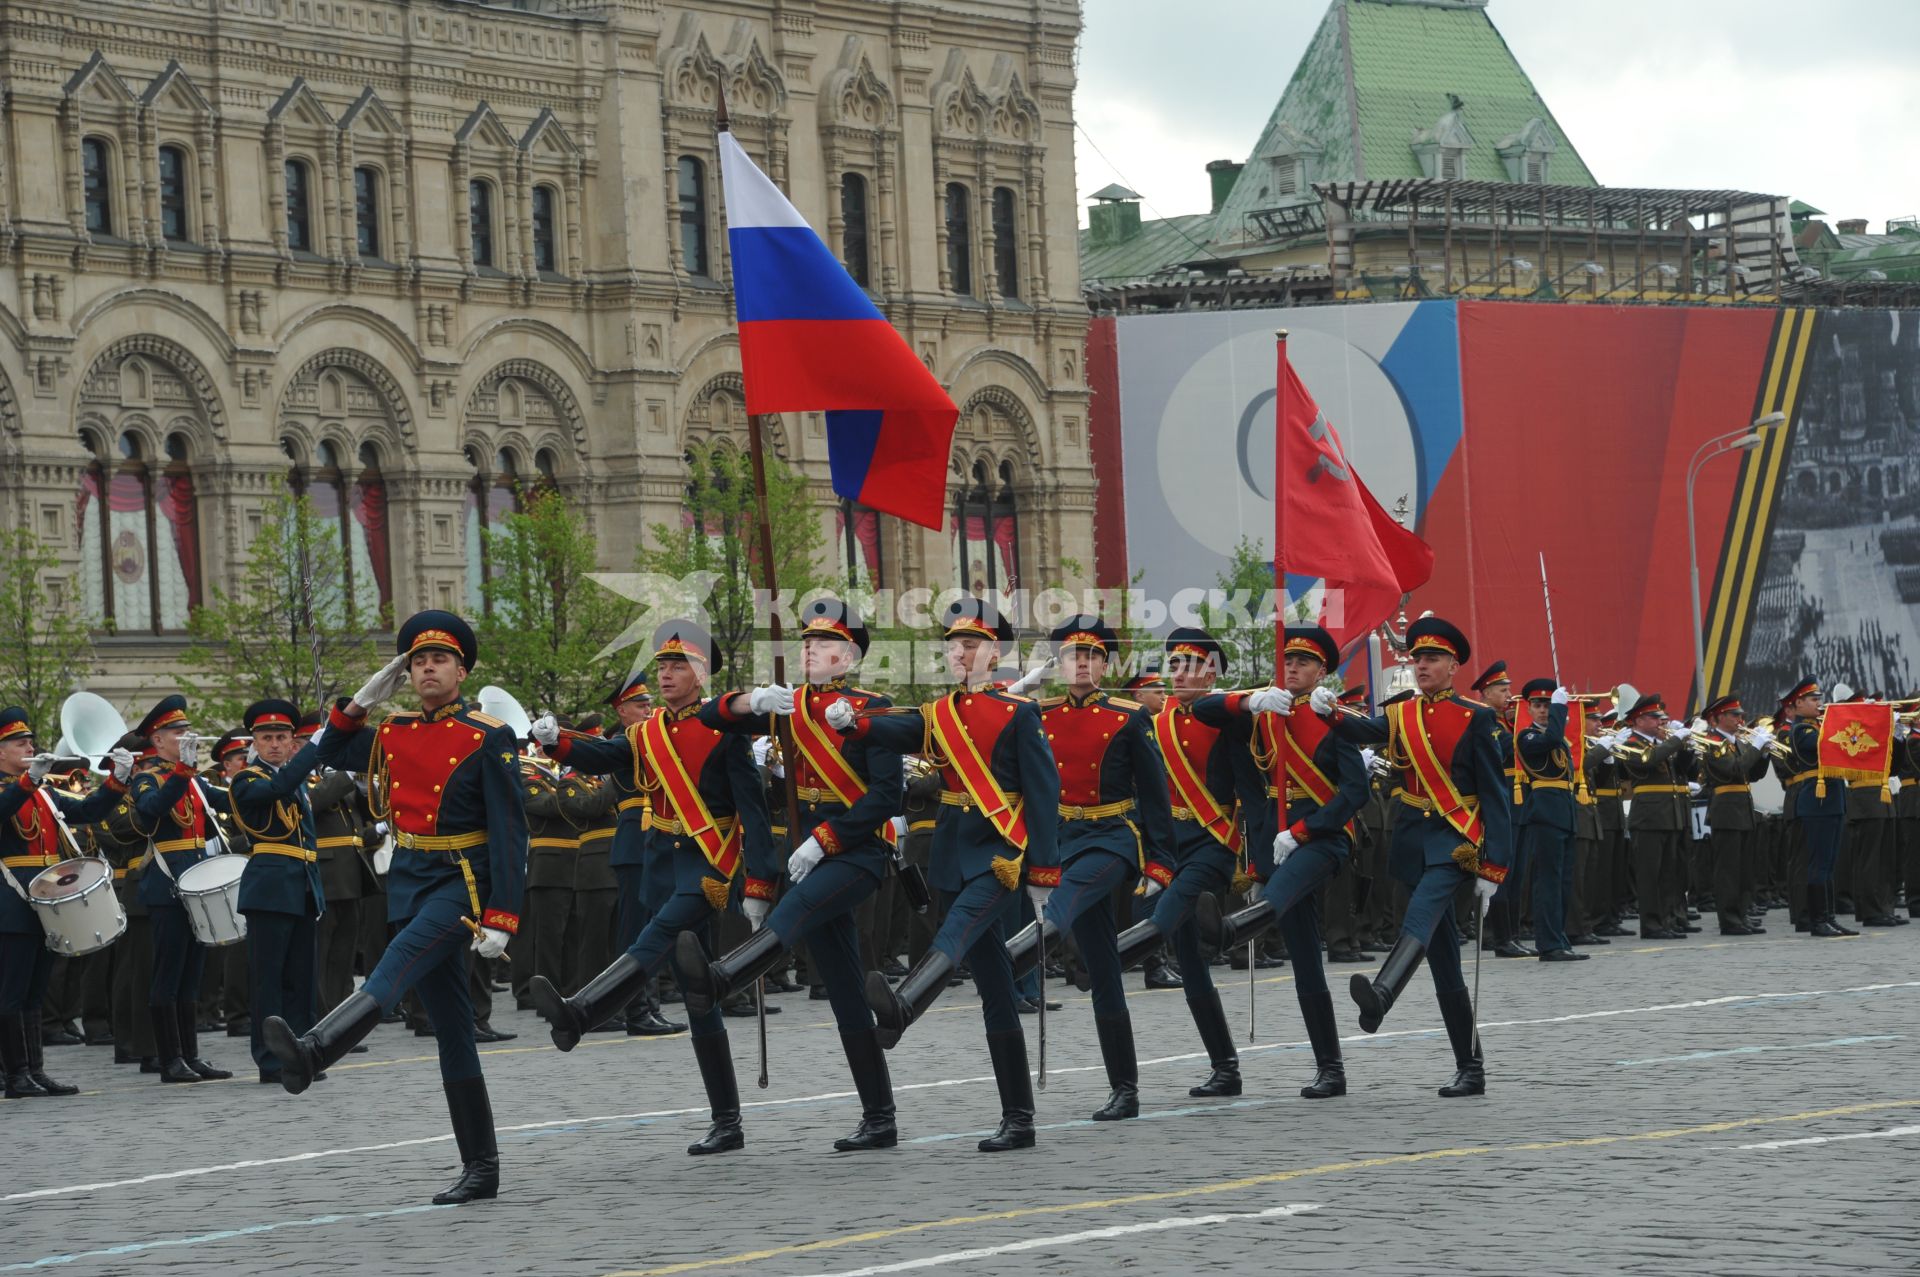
left=525, top=620, right=774, bottom=1157
left=128, top=694, right=234, bottom=1083
left=1586, top=709, right=1632, bottom=937
left=1842, top=695, right=1903, bottom=928
left=1895, top=716, right=1918, bottom=921
left=1192, top=625, right=1369, bottom=1099
left=838, top=598, right=1059, bottom=1152
left=0, top=707, right=128, bottom=1097
left=1698, top=695, right=1772, bottom=936
left=1003, top=615, right=1175, bottom=1122
left=1471, top=662, right=1528, bottom=957
left=307, top=712, right=370, bottom=1015
left=208, top=729, right=254, bottom=1037
left=1616, top=694, right=1698, bottom=939
left=1110, top=626, right=1265, bottom=1099
left=89, top=734, right=158, bottom=1068
left=1324, top=617, right=1513, bottom=1096
left=1778, top=679, right=1856, bottom=938
left=1515, top=679, right=1585, bottom=961
left=673, top=597, right=908, bottom=1151
left=600, top=675, right=680, bottom=1036
left=227, top=699, right=326, bottom=1084
left=267, top=610, right=528, bottom=1206
left=518, top=740, right=596, bottom=1006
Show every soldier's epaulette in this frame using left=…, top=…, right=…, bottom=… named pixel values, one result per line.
left=383, top=710, right=422, bottom=724
left=1106, top=696, right=1142, bottom=711
left=1034, top=695, right=1067, bottom=710
left=997, top=689, right=1034, bottom=703
left=467, top=710, right=507, bottom=729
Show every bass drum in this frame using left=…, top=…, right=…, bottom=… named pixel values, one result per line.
left=176, top=853, right=249, bottom=947
left=29, top=858, right=128, bottom=957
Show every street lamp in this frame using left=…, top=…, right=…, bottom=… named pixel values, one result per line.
left=1688, top=411, right=1789, bottom=710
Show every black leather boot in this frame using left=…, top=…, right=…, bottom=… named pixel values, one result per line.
left=1090, top=1014, right=1139, bottom=1121
left=1349, top=935, right=1426, bottom=1033
left=431, top=1075, right=500, bottom=1204
left=176, top=1002, right=231, bottom=1079
left=264, top=990, right=381, bottom=1095
left=1298, top=991, right=1346, bottom=1099
left=1005, top=918, right=1058, bottom=982
left=864, top=950, right=955, bottom=1050
left=977, top=1029, right=1036, bottom=1152
left=2, top=1014, right=50, bottom=1098
left=676, top=928, right=785, bottom=1020
left=1195, top=892, right=1276, bottom=956
left=686, top=1032, right=744, bottom=1155
left=1187, top=990, right=1241, bottom=1097
left=152, top=1005, right=201, bottom=1084
left=24, top=1018, right=78, bottom=1096
left=533, top=953, right=649, bottom=1051
left=832, top=1029, right=898, bottom=1151
left=1435, top=986, right=1485, bottom=1097
left=1813, top=884, right=1857, bottom=937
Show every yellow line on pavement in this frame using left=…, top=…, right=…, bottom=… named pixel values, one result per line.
left=606, top=1097, right=1920, bottom=1277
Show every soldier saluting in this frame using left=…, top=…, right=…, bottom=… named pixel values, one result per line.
left=266, top=610, right=528, bottom=1207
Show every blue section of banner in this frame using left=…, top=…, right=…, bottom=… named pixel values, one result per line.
left=1377, top=300, right=1463, bottom=518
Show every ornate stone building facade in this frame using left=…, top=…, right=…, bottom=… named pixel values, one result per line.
left=0, top=0, right=1091, bottom=702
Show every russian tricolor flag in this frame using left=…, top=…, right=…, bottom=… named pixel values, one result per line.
left=719, top=131, right=957, bottom=530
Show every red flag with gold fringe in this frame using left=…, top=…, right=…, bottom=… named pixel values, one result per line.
left=1816, top=702, right=1895, bottom=796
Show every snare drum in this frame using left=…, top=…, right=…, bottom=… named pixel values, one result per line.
left=176, top=854, right=249, bottom=947
left=29, top=858, right=128, bottom=957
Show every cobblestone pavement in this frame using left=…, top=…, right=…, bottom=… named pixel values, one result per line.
left=6, top=915, right=1919, bottom=1276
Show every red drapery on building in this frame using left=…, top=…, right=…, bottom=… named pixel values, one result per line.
left=954, top=513, right=1018, bottom=590
left=158, top=472, right=201, bottom=607
left=351, top=478, right=392, bottom=609
left=835, top=505, right=883, bottom=581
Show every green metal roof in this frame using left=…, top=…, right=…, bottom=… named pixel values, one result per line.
left=1081, top=211, right=1220, bottom=288
left=1824, top=232, right=1920, bottom=281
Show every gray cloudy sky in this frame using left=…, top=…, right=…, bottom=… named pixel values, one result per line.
left=1074, top=0, right=1920, bottom=229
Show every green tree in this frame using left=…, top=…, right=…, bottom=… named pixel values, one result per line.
left=633, top=443, right=827, bottom=692
left=476, top=488, right=631, bottom=717
left=182, top=493, right=379, bottom=724
left=1201, top=536, right=1281, bottom=686
left=0, top=527, right=96, bottom=736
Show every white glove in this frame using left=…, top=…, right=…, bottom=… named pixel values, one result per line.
left=1025, top=884, right=1051, bottom=910
left=1607, top=731, right=1632, bottom=749
left=744, top=897, right=772, bottom=930
left=787, top=835, right=825, bottom=883
left=1831, top=682, right=1853, bottom=704
left=1360, top=748, right=1377, bottom=771
left=1009, top=657, right=1055, bottom=697
left=353, top=652, right=412, bottom=711
left=108, top=748, right=135, bottom=782
left=471, top=926, right=510, bottom=960
left=1140, top=878, right=1163, bottom=898
left=27, top=753, right=56, bottom=783
left=177, top=733, right=201, bottom=769
left=1273, top=828, right=1299, bottom=863
left=748, top=684, right=795, bottom=716
left=1247, top=686, right=1293, bottom=715
left=1894, top=722, right=1911, bottom=741
left=1687, top=781, right=1702, bottom=797
left=1309, top=686, right=1337, bottom=716
left=890, top=815, right=908, bottom=839
left=307, top=725, right=325, bottom=749
left=1665, top=720, right=1692, bottom=739
left=1473, top=877, right=1498, bottom=906
left=529, top=714, right=559, bottom=747
left=825, top=700, right=857, bottom=731
left=1691, top=717, right=1708, bottom=734
left=1551, top=686, right=1569, bottom=706
left=374, top=821, right=390, bottom=836
left=246, top=745, right=261, bottom=765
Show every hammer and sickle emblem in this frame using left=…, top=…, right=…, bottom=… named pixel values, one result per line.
left=1304, top=413, right=1352, bottom=485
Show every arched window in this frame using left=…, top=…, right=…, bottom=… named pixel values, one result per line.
left=531, top=185, right=558, bottom=274
left=469, top=180, right=495, bottom=268
left=285, top=159, right=314, bottom=252
left=533, top=446, right=560, bottom=495
left=992, top=186, right=1019, bottom=300
left=837, top=498, right=884, bottom=590
left=952, top=459, right=1020, bottom=598
left=82, top=137, right=113, bottom=235
left=158, top=145, right=190, bottom=243
left=354, top=166, right=382, bottom=259
left=75, top=427, right=201, bottom=633
left=944, top=182, right=973, bottom=296
left=840, top=172, right=870, bottom=288
left=284, top=436, right=392, bottom=625
left=677, top=156, right=708, bottom=276
left=464, top=445, right=522, bottom=614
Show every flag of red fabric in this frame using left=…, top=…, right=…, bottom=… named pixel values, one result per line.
left=1274, top=342, right=1435, bottom=653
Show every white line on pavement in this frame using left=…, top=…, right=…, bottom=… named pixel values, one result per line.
left=1616, top=1034, right=1902, bottom=1066
left=1738, top=1124, right=1920, bottom=1151
left=6, top=978, right=1915, bottom=1205
left=0, top=1204, right=452, bottom=1272
left=786, top=1204, right=1322, bottom=1276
